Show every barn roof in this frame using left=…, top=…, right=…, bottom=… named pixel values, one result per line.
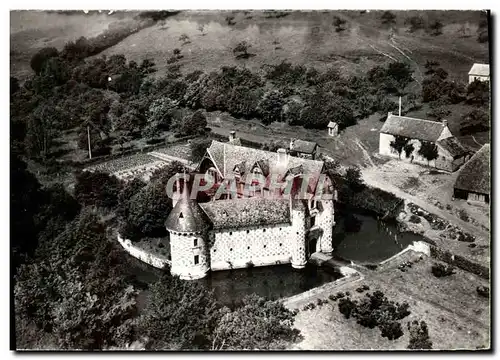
left=468, top=63, right=490, bottom=77
left=380, top=114, right=446, bottom=142
left=436, top=137, right=470, bottom=158
left=454, top=144, right=490, bottom=195
left=200, top=198, right=290, bottom=230
left=205, top=141, right=324, bottom=190
left=290, top=139, right=318, bottom=154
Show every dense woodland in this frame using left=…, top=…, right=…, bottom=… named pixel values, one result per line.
left=11, top=10, right=489, bottom=350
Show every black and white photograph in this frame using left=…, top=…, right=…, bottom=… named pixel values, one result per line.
left=8, top=5, right=492, bottom=351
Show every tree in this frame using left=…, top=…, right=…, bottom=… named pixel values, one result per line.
left=197, top=24, right=205, bottom=36
left=227, top=86, right=261, bottom=118
left=117, top=178, right=146, bottom=220
left=407, top=320, right=433, bottom=349
left=333, top=16, right=347, bottom=32
left=381, top=11, right=396, bottom=25
left=403, top=143, right=415, bottom=159
left=428, top=20, right=443, bottom=36
left=74, top=171, right=122, bottom=208
left=466, top=79, right=490, bottom=106
left=424, top=60, right=440, bottom=75
left=405, top=15, right=425, bottom=33
left=459, top=109, right=489, bottom=135
left=30, top=47, right=59, bottom=75
left=121, top=182, right=172, bottom=239
left=345, top=166, right=365, bottom=192
left=190, top=138, right=212, bottom=164
left=179, top=110, right=207, bottom=136
left=147, top=97, right=179, bottom=131
left=390, top=136, right=409, bottom=158
left=418, top=141, right=439, bottom=166
left=233, top=41, right=251, bottom=59
left=24, top=114, right=57, bottom=160
left=10, top=155, right=44, bottom=269
left=258, top=90, right=285, bottom=125
left=386, top=62, right=413, bottom=93
left=15, top=210, right=139, bottom=349
left=138, top=274, right=223, bottom=349
left=212, top=294, right=300, bottom=350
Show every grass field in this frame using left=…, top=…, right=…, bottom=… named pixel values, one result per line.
left=10, top=10, right=144, bottom=80
left=285, top=250, right=490, bottom=350
left=96, top=10, right=489, bottom=81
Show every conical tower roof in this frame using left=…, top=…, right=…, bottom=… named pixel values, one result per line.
left=165, top=178, right=211, bottom=233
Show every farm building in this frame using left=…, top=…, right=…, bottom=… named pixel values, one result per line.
left=327, top=121, right=339, bottom=137
left=289, top=138, right=318, bottom=160
left=453, top=143, right=490, bottom=203
left=468, top=63, right=490, bottom=83
left=379, top=112, right=471, bottom=172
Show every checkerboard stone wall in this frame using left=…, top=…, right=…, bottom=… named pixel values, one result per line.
left=316, top=200, right=335, bottom=254
left=209, top=222, right=296, bottom=269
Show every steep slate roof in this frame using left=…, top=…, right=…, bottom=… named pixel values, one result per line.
left=454, top=144, right=490, bottom=195
left=469, top=63, right=490, bottom=77
left=437, top=137, right=469, bottom=158
left=200, top=198, right=290, bottom=230
left=290, top=139, right=318, bottom=154
left=206, top=141, right=324, bottom=190
left=165, top=190, right=211, bottom=233
left=233, top=160, right=247, bottom=175
left=380, top=114, right=446, bottom=142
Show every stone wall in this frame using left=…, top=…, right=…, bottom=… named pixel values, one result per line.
left=117, top=233, right=170, bottom=270
left=209, top=222, right=297, bottom=271
left=315, top=200, right=335, bottom=254
left=170, top=231, right=210, bottom=280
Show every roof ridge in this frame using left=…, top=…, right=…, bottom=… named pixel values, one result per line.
left=388, top=114, right=445, bottom=125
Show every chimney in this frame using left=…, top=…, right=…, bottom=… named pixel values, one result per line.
left=442, top=119, right=448, bottom=127
left=229, top=131, right=236, bottom=142
left=398, top=96, right=402, bottom=116
left=290, top=138, right=295, bottom=150
left=277, top=148, right=288, bottom=167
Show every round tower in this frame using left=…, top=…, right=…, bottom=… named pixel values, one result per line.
left=290, top=199, right=307, bottom=269
left=165, top=177, right=211, bottom=280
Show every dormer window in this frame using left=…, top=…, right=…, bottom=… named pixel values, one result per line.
left=179, top=212, right=184, bottom=219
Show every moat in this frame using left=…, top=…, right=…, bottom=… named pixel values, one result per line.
left=130, top=212, right=426, bottom=309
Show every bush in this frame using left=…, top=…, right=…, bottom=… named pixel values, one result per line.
left=407, top=320, right=433, bottom=349
left=74, top=171, right=122, bottom=208
left=476, top=286, right=489, bottom=298
left=459, top=109, right=489, bottom=135
left=431, top=263, right=455, bottom=277
left=405, top=15, right=425, bottom=32
left=337, top=291, right=410, bottom=340
left=30, top=47, right=59, bottom=74
left=408, top=215, right=421, bottom=224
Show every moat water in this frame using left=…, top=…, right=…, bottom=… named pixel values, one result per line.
left=130, top=212, right=425, bottom=309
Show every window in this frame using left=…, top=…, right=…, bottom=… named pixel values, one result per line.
left=194, top=255, right=199, bottom=265
left=230, top=248, right=233, bottom=252
left=263, top=245, right=267, bottom=249
left=279, top=243, right=282, bottom=247
left=229, top=232, right=232, bottom=235
left=246, top=230, right=249, bottom=234
left=263, top=229, right=266, bottom=233
left=247, top=246, right=250, bottom=250
left=194, top=238, right=198, bottom=247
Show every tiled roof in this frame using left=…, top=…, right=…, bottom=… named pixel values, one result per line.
left=469, top=63, right=489, bottom=77
left=200, top=198, right=291, bottom=230
left=437, top=137, right=469, bottom=158
left=454, top=144, right=490, bottom=195
left=290, top=139, right=318, bottom=154
left=206, top=141, right=324, bottom=190
left=380, top=114, right=446, bottom=142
